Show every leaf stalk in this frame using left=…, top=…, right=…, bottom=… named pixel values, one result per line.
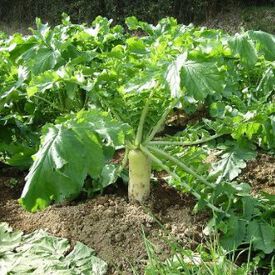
left=140, top=145, right=228, bottom=216
left=148, top=145, right=216, bottom=189
left=147, top=133, right=224, bottom=147
left=145, top=98, right=179, bottom=143
left=135, top=91, right=154, bottom=146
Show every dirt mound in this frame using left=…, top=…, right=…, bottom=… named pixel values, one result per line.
left=0, top=174, right=205, bottom=274
left=1, top=153, right=274, bottom=272
left=240, top=153, right=275, bottom=194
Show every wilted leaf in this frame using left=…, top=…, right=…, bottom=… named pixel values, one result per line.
left=0, top=223, right=107, bottom=275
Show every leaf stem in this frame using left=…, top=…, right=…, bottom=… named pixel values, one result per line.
left=135, top=91, right=154, bottom=146
left=147, top=145, right=215, bottom=189
left=140, top=145, right=229, bottom=217
left=147, top=133, right=224, bottom=147
left=145, top=98, right=179, bottom=143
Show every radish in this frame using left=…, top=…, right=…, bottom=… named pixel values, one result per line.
left=128, top=149, right=151, bottom=202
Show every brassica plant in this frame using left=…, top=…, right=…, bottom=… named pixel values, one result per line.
left=0, top=16, right=274, bottom=214
left=1, top=15, right=275, bottom=261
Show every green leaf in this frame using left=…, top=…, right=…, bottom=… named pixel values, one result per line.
left=64, top=81, right=78, bottom=100
left=74, top=109, right=133, bottom=147
left=20, top=109, right=131, bottom=211
left=210, top=141, right=257, bottom=183
left=233, top=120, right=261, bottom=140
left=247, top=221, right=275, bottom=254
left=209, top=102, right=227, bottom=118
left=0, top=142, right=36, bottom=168
left=220, top=216, right=247, bottom=250
left=125, top=16, right=154, bottom=35
left=20, top=123, right=104, bottom=211
left=248, top=31, right=275, bottom=61
left=22, top=47, right=61, bottom=75
left=98, top=164, right=118, bottom=189
left=165, top=53, right=187, bottom=98
left=256, top=67, right=275, bottom=100
left=230, top=104, right=275, bottom=149
left=126, top=37, right=147, bottom=54
left=0, top=66, right=29, bottom=105
left=89, top=163, right=119, bottom=194
left=32, top=48, right=60, bottom=74
left=27, top=70, right=59, bottom=97
left=181, top=60, right=224, bottom=101
left=242, top=196, right=257, bottom=220
left=228, top=33, right=258, bottom=66
left=166, top=55, right=224, bottom=100
left=125, top=16, right=142, bottom=30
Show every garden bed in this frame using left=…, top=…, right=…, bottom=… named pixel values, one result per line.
left=1, top=153, right=274, bottom=273
left=0, top=171, right=205, bottom=273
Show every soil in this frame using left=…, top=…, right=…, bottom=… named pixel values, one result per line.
left=202, top=7, right=244, bottom=34
left=239, top=153, right=275, bottom=195
left=0, top=6, right=274, bottom=274
left=0, top=169, right=206, bottom=274
left=202, top=6, right=275, bottom=34
left=1, top=153, right=274, bottom=273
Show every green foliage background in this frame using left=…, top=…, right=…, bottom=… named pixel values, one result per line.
left=0, top=0, right=274, bottom=26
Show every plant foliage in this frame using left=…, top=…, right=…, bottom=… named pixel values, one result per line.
left=0, top=222, right=107, bottom=274
left=0, top=15, right=274, bottom=267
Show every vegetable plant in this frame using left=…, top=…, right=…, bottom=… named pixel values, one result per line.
left=0, top=15, right=274, bottom=263
left=15, top=16, right=230, bottom=211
